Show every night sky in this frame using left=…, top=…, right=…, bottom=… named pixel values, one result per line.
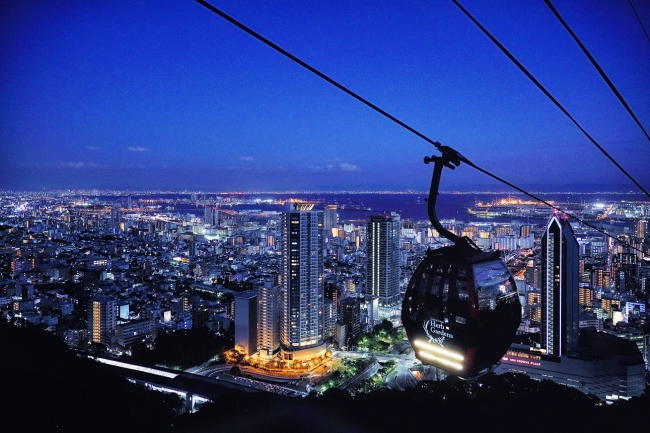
left=1, top=1, right=649, bottom=192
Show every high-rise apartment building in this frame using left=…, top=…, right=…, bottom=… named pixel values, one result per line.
left=88, top=297, right=117, bottom=349
left=525, top=260, right=541, bottom=289
left=188, top=241, right=198, bottom=257
left=541, top=214, right=579, bottom=357
left=110, top=203, right=121, bottom=233
left=366, top=214, right=400, bottom=319
left=116, top=319, right=154, bottom=349
left=204, top=206, right=219, bottom=226
left=323, top=298, right=337, bottom=341
left=339, top=297, right=362, bottom=342
left=323, top=204, right=338, bottom=238
left=234, top=290, right=257, bottom=356
left=578, top=286, right=594, bottom=308
left=361, top=296, right=379, bottom=333
left=280, top=203, right=325, bottom=360
left=257, top=282, right=281, bottom=358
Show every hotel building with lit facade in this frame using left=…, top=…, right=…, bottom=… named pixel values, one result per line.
left=541, top=214, right=579, bottom=356
left=496, top=215, right=646, bottom=401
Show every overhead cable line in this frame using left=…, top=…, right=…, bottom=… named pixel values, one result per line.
left=545, top=0, right=650, bottom=143
left=451, top=0, right=650, bottom=200
left=194, top=0, right=442, bottom=152
left=194, top=0, right=646, bottom=257
left=628, top=0, right=650, bottom=44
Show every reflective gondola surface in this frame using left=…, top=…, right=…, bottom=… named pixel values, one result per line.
left=402, top=244, right=522, bottom=379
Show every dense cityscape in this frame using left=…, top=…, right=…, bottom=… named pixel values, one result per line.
left=2, top=189, right=649, bottom=430
left=3, top=1, right=650, bottom=431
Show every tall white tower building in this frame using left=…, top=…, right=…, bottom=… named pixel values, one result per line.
left=541, top=214, right=579, bottom=357
left=280, top=203, right=325, bottom=360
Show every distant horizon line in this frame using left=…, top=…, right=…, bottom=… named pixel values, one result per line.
left=1, top=188, right=647, bottom=196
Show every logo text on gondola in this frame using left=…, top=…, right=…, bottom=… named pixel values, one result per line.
left=423, top=318, right=454, bottom=346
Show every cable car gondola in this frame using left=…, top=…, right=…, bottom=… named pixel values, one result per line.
left=402, top=147, right=521, bottom=379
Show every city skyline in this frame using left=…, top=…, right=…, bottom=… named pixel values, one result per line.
left=1, top=169, right=648, bottom=409
left=2, top=1, right=649, bottom=192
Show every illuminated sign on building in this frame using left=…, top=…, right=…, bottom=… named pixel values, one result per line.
left=502, top=350, right=541, bottom=367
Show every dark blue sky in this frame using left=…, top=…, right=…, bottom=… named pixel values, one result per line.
left=1, top=0, right=649, bottom=192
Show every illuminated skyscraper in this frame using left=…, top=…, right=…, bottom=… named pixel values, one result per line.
left=498, top=215, right=645, bottom=400
left=323, top=204, right=338, bottom=238
left=541, top=214, right=579, bottom=357
left=88, top=297, right=117, bottom=349
left=366, top=214, right=400, bottom=318
left=257, top=282, right=281, bottom=358
left=280, top=203, right=325, bottom=360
